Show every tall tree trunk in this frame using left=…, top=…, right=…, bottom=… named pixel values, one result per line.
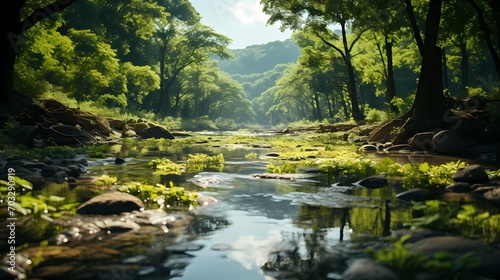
left=442, top=47, right=449, bottom=91
left=341, top=21, right=364, bottom=121
left=339, top=85, right=350, bottom=120
left=325, top=92, right=334, bottom=118
left=488, top=0, right=500, bottom=53
left=313, top=92, right=323, bottom=121
left=385, top=37, right=398, bottom=114
left=459, top=42, right=469, bottom=94
left=469, top=0, right=500, bottom=79
left=405, top=0, right=424, bottom=56
left=410, top=0, right=446, bottom=116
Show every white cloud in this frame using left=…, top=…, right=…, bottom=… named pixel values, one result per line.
left=229, top=0, right=269, bottom=26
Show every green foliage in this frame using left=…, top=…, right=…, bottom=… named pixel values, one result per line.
left=367, top=235, right=480, bottom=279
left=364, top=107, right=388, bottom=124
left=1, top=177, right=77, bottom=220
left=148, top=158, right=186, bottom=175
left=118, top=181, right=197, bottom=209
left=409, top=201, right=500, bottom=244
left=389, top=95, right=414, bottom=117
left=186, top=153, right=225, bottom=171
left=95, top=175, right=118, bottom=187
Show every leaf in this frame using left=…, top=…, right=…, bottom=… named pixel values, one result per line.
left=15, top=177, right=33, bottom=190
left=419, top=162, right=430, bottom=173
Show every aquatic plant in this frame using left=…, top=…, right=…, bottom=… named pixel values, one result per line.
left=1, top=177, right=77, bottom=220
left=118, top=181, right=197, bottom=209
left=409, top=200, right=500, bottom=244
left=267, top=159, right=317, bottom=174
left=186, top=153, right=225, bottom=171
left=148, top=158, right=186, bottom=175
left=95, top=174, right=118, bottom=187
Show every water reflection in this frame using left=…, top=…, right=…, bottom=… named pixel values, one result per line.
left=7, top=145, right=497, bottom=280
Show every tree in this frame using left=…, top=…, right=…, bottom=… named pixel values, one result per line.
left=152, top=21, right=232, bottom=117
left=2, top=0, right=77, bottom=107
left=261, top=0, right=366, bottom=121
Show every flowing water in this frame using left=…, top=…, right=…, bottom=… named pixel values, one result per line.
left=2, top=135, right=499, bottom=280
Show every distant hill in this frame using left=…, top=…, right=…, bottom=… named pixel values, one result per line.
left=216, top=39, right=301, bottom=76
left=214, top=39, right=301, bottom=99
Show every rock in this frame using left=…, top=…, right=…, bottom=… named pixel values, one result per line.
left=341, top=259, right=400, bottom=280
left=107, top=119, right=127, bottom=131
left=353, top=175, right=388, bottom=189
left=76, top=192, right=145, bottom=215
left=52, top=171, right=69, bottom=184
left=445, top=182, right=473, bottom=193
left=431, top=130, right=467, bottom=155
left=412, top=236, right=500, bottom=279
left=114, top=157, right=126, bottom=164
left=409, top=132, right=434, bottom=151
left=452, top=164, right=489, bottom=183
left=196, top=194, right=218, bottom=206
left=133, top=122, right=149, bottom=134
left=140, top=125, right=175, bottom=140
left=41, top=165, right=69, bottom=178
left=263, top=152, right=280, bottom=157
left=252, top=173, right=311, bottom=180
left=93, top=220, right=140, bottom=232
left=122, top=130, right=137, bottom=138
left=385, top=144, right=413, bottom=152
left=472, top=186, right=497, bottom=196
left=395, top=188, right=425, bottom=203
left=359, top=144, right=378, bottom=153
left=484, top=188, right=500, bottom=203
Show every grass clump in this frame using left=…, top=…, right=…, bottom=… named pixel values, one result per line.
left=118, top=181, right=197, bottom=209
left=186, top=153, right=225, bottom=171
left=149, top=158, right=186, bottom=175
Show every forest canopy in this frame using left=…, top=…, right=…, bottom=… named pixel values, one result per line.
left=2, top=0, right=499, bottom=130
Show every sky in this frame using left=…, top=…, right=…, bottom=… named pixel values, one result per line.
left=189, top=0, right=293, bottom=49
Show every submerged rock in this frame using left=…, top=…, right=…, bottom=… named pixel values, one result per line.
left=395, top=188, right=425, bottom=203
left=76, top=191, right=145, bottom=215
left=412, top=236, right=500, bottom=279
left=341, top=259, right=399, bottom=280
left=352, top=175, right=388, bottom=189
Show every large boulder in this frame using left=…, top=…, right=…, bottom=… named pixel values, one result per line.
left=431, top=130, right=467, bottom=155
left=408, top=132, right=435, bottom=151
left=140, top=125, right=175, bottom=140
left=452, top=164, right=489, bottom=183
left=76, top=192, right=145, bottom=215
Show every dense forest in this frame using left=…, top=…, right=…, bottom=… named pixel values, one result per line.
left=1, top=0, right=500, bottom=133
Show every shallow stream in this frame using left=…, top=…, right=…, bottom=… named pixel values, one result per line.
left=3, top=134, right=500, bottom=279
